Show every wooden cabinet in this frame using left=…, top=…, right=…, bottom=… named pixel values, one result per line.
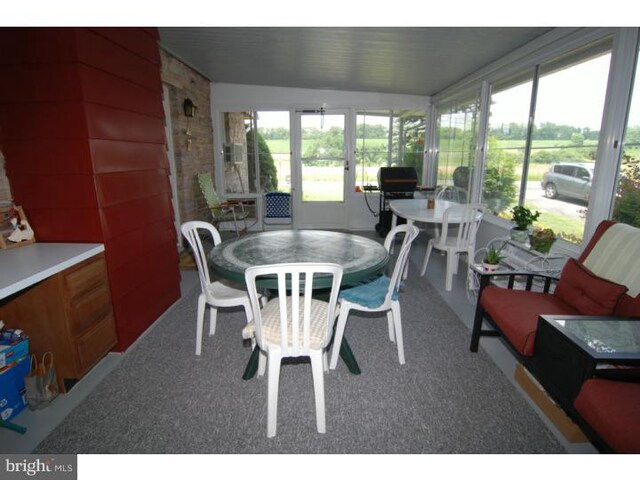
left=0, top=252, right=117, bottom=391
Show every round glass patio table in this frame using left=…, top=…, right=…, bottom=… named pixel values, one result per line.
left=209, top=230, right=389, bottom=378
left=209, top=230, right=389, bottom=290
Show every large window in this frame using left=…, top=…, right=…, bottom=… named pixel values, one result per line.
left=482, top=39, right=612, bottom=243
left=355, top=110, right=426, bottom=190
left=435, top=95, right=480, bottom=202
left=484, top=77, right=533, bottom=213
left=613, top=41, right=640, bottom=228
left=221, top=111, right=290, bottom=195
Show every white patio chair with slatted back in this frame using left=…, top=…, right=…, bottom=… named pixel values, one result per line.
left=181, top=221, right=262, bottom=355
left=243, top=262, right=343, bottom=437
left=420, top=203, right=486, bottom=291
left=197, top=173, right=251, bottom=237
left=329, top=224, right=419, bottom=370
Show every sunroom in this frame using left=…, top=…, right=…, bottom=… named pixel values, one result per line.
left=0, top=25, right=639, bottom=463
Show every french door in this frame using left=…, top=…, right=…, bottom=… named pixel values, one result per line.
left=293, top=110, right=349, bottom=229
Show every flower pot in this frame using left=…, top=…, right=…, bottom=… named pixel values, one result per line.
left=530, top=237, right=556, bottom=254
left=482, top=262, right=500, bottom=272
left=510, top=228, right=529, bottom=243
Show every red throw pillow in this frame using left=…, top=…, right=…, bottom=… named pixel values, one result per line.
left=554, top=258, right=628, bottom=315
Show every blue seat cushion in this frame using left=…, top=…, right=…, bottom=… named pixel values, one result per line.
left=339, top=275, right=398, bottom=309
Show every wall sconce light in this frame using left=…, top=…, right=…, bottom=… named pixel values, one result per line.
left=183, top=98, right=197, bottom=117
left=183, top=98, right=197, bottom=151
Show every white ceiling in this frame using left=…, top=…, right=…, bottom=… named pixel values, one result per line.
left=158, top=27, right=552, bottom=97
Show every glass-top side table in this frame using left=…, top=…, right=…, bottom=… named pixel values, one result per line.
left=542, top=315, right=640, bottom=360
left=531, top=315, right=640, bottom=409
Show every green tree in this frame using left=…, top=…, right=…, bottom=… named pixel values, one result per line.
left=483, top=137, right=518, bottom=214
left=613, top=156, right=640, bottom=228
left=247, top=130, right=278, bottom=191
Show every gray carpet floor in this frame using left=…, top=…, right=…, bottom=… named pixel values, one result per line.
left=34, top=252, right=564, bottom=454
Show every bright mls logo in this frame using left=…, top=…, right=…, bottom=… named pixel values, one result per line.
left=2, top=455, right=76, bottom=479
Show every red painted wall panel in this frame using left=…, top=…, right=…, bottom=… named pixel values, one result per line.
left=0, top=102, right=88, bottom=140
left=89, top=28, right=161, bottom=65
left=107, top=235, right=179, bottom=301
left=111, top=269, right=180, bottom=351
left=89, top=139, right=168, bottom=174
left=95, top=170, right=172, bottom=207
left=105, top=219, right=177, bottom=272
left=9, top=174, right=99, bottom=209
left=3, top=139, right=93, bottom=175
left=0, top=28, right=78, bottom=65
left=84, top=103, right=166, bottom=143
left=78, top=65, right=164, bottom=118
left=0, top=64, right=82, bottom=103
left=22, top=208, right=104, bottom=242
left=99, top=194, right=175, bottom=240
left=0, top=27, right=179, bottom=352
left=74, top=29, right=162, bottom=92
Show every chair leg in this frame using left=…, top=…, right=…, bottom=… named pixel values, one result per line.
left=309, top=349, right=326, bottom=434
left=329, top=306, right=351, bottom=370
left=196, top=295, right=206, bottom=356
left=209, top=304, right=218, bottom=337
left=445, top=251, right=458, bottom=291
left=267, top=350, right=282, bottom=438
left=387, top=311, right=395, bottom=342
left=420, top=240, right=434, bottom=276
left=258, top=350, right=267, bottom=377
left=391, top=302, right=405, bottom=364
left=242, top=302, right=253, bottom=323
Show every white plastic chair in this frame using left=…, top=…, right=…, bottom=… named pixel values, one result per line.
left=243, top=262, right=343, bottom=437
left=329, top=224, right=419, bottom=370
left=420, top=203, right=486, bottom=291
left=181, top=221, right=259, bottom=355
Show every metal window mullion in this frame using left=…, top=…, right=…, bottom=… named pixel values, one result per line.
left=520, top=65, right=540, bottom=206
left=585, top=28, right=640, bottom=241
left=473, top=81, right=491, bottom=204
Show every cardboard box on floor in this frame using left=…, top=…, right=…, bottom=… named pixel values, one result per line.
left=514, top=363, right=588, bottom=443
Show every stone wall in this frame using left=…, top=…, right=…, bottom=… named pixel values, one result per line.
left=160, top=48, right=215, bottom=224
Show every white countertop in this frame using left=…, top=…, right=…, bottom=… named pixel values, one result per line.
left=0, top=243, right=105, bottom=300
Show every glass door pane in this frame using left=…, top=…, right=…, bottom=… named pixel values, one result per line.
left=355, top=111, right=390, bottom=190
left=300, top=113, right=345, bottom=202
left=255, top=111, right=290, bottom=193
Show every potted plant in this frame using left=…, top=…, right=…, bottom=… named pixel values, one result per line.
left=510, top=206, right=540, bottom=243
left=529, top=227, right=556, bottom=254
left=482, top=244, right=505, bottom=272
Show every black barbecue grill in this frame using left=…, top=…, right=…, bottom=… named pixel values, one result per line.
left=375, top=167, right=418, bottom=237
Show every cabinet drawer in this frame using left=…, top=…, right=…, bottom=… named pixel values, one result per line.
left=68, top=283, right=112, bottom=336
left=64, top=255, right=108, bottom=301
left=76, top=313, right=117, bottom=373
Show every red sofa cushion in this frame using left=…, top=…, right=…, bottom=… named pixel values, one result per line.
left=579, top=220, right=640, bottom=318
left=481, top=286, right=578, bottom=356
left=554, top=258, right=628, bottom=315
left=574, top=378, right=640, bottom=453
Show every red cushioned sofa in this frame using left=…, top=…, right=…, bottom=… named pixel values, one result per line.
left=470, top=220, right=640, bottom=453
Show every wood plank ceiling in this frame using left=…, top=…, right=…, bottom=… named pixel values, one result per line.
left=159, top=27, right=553, bottom=96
